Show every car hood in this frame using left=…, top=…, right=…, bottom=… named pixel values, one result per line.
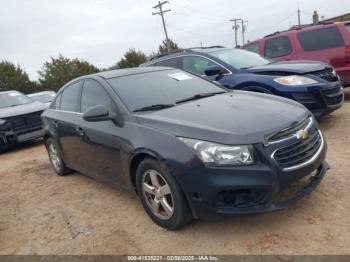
left=0, top=101, right=47, bottom=118
left=246, top=60, right=330, bottom=75
left=136, top=92, right=308, bottom=145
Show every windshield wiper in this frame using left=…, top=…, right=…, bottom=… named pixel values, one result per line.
left=133, top=104, right=175, bottom=112
left=175, top=92, right=226, bottom=104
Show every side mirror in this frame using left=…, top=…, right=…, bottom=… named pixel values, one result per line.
left=204, top=65, right=225, bottom=76
left=83, top=104, right=115, bottom=122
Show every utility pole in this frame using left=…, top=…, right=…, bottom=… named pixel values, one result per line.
left=230, top=18, right=242, bottom=47
left=152, top=1, right=171, bottom=53
left=297, top=2, right=301, bottom=26
left=241, top=20, right=247, bottom=45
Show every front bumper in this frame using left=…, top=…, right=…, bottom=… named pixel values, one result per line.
left=0, top=128, right=43, bottom=150
left=336, top=67, right=350, bottom=87
left=177, top=160, right=328, bottom=220
left=291, top=82, right=344, bottom=117
left=172, top=125, right=327, bottom=220
left=215, top=162, right=329, bottom=215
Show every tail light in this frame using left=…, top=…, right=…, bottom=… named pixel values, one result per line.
left=346, top=46, right=350, bottom=66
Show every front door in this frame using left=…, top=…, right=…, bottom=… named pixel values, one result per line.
left=75, top=79, right=124, bottom=185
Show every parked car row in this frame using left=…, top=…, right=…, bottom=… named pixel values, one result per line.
left=1, top=21, right=347, bottom=230
left=0, top=90, right=55, bottom=151
left=141, top=46, right=344, bottom=117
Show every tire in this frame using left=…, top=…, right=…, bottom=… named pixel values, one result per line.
left=136, top=158, right=192, bottom=230
left=45, top=137, right=71, bottom=176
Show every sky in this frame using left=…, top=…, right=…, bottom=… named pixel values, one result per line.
left=0, top=0, right=348, bottom=81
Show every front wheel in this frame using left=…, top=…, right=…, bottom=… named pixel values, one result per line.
left=136, top=158, right=192, bottom=230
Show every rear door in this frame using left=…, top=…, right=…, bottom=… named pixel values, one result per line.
left=295, top=26, right=345, bottom=68
left=263, top=36, right=297, bottom=61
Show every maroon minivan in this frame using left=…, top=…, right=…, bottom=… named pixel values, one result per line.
left=242, top=22, right=350, bottom=87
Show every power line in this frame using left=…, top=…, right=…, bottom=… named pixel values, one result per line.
left=247, top=11, right=296, bottom=35
left=152, top=1, right=171, bottom=52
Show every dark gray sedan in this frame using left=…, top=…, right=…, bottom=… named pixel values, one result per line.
left=42, top=67, right=328, bottom=229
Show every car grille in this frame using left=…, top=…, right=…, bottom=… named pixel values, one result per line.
left=321, top=86, right=344, bottom=106
left=6, top=111, right=43, bottom=135
left=268, top=116, right=310, bottom=142
left=312, top=68, right=338, bottom=82
left=273, top=130, right=322, bottom=170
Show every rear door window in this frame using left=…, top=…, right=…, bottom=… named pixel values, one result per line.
left=346, top=23, right=350, bottom=32
left=265, top=37, right=292, bottom=58
left=151, top=57, right=181, bottom=68
left=297, top=27, right=345, bottom=51
left=243, top=43, right=260, bottom=54
left=60, top=81, right=82, bottom=112
left=80, top=80, right=113, bottom=113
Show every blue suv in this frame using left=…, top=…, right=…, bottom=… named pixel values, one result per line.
left=141, top=47, right=344, bottom=117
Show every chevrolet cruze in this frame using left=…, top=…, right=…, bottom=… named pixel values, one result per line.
left=42, top=67, right=329, bottom=229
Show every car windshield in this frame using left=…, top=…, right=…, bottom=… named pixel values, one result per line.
left=30, top=93, right=55, bottom=103
left=210, top=49, right=270, bottom=69
left=0, top=92, right=33, bottom=109
left=107, top=69, right=226, bottom=112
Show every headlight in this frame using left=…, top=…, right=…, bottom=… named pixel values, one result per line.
left=274, top=75, right=318, bottom=86
left=332, top=69, right=340, bottom=81
left=0, top=119, right=7, bottom=126
left=178, top=137, right=254, bottom=166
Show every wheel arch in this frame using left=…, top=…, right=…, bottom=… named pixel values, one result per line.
left=129, top=150, right=162, bottom=190
left=239, top=85, right=274, bottom=94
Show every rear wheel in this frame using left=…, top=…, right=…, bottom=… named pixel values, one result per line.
left=136, top=158, right=192, bottom=230
left=46, top=137, right=71, bottom=176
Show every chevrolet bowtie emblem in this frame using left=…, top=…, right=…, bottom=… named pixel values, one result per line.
left=297, top=130, right=309, bottom=140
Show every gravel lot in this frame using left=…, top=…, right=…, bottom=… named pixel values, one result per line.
left=1, top=89, right=350, bottom=255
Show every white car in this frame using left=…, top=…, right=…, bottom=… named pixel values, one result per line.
left=28, top=91, right=56, bottom=107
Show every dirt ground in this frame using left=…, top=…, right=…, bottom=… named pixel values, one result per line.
left=1, top=90, right=350, bottom=255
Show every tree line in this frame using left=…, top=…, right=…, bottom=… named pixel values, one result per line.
left=0, top=39, right=180, bottom=94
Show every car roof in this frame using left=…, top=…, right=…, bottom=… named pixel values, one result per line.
left=142, top=46, right=231, bottom=65
left=190, top=47, right=231, bottom=53
left=262, top=22, right=348, bottom=39
left=0, top=90, right=22, bottom=95
left=28, top=91, right=55, bottom=96
left=93, top=66, right=174, bottom=79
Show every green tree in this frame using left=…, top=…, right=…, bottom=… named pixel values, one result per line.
left=0, top=61, right=37, bottom=93
left=158, top=38, right=181, bottom=55
left=110, top=49, right=147, bottom=69
left=38, top=54, right=99, bottom=91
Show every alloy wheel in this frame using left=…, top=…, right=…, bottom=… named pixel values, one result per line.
left=48, top=141, right=61, bottom=173
left=142, top=169, right=174, bottom=220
